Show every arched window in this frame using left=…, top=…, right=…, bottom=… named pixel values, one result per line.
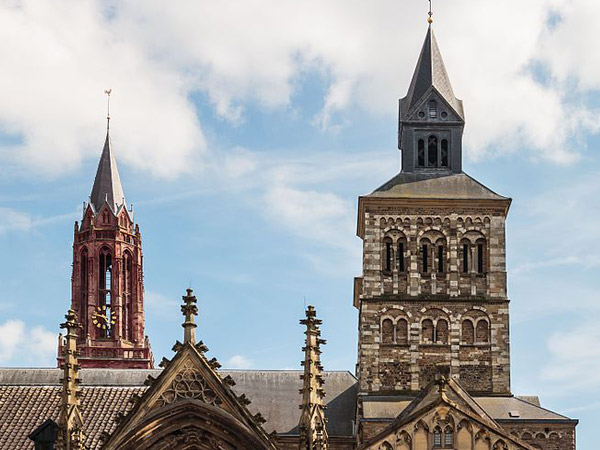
left=80, top=248, right=88, bottom=337
left=422, top=319, right=434, bottom=343
left=462, top=320, right=474, bottom=345
left=476, top=238, right=486, bottom=274
left=98, top=248, right=113, bottom=338
left=444, top=426, right=454, bottom=447
left=382, top=237, right=393, bottom=273
left=433, top=426, right=442, bottom=447
left=436, top=319, right=449, bottom=344
left=396, top=319, right=408, bottom=345
left=428, top=135, right=438, bottom=167
left=476, top=320, right=489, bottom=343
left=397, top=241, right=405, bottom=272
left=421, top=240, right=430, bottom=273
left=441, top=139, right=449, bottom=167
left=436, top=239, right=446, bottom=273
left=429, top=100, right=438, bottom=118
left=382, top=319, right=394, bottom=344
left=122, top=252, right=133, bottom=340
left=418, top=139, right=425, bottom=167
left=460, top=240, right=470, bottom=273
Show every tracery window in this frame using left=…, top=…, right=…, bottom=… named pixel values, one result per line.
left=428, top=135, right=439, bottom=166
left=98, top=248, right=113, bottom=338
left=444, top=426, right=454, bottom=447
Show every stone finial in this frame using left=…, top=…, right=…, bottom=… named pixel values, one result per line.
left=181, top=288, right=198, bottom=345
left=57, top=310, right=85, bottom=450
left=298, top=305, right=328, bottom=450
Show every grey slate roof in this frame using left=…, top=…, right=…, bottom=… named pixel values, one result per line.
left=360, top=394, right=572, bottom=422
left=401, top=26, right=464, bottom=120
left=0, top=368, right=358, bottom=449
left=367, top=172, right=509, bottom=201
left=89, top=131, right=126, bottom=214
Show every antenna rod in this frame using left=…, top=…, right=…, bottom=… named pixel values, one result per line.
left=104, top=89, right=112, bottom=130
left=428, top=0, right=434, bottom=24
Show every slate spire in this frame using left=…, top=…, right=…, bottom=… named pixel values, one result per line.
left=89, top=123, right=126, bottom=214
left=401, top=25, right=463, bottom=120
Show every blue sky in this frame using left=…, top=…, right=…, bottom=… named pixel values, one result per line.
left=0, top=0, right=599, bottom=448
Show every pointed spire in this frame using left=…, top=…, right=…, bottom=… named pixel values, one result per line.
left=181, top=288, right=198, bottom=345
left=57, top=310, right=85, bottom=450
left=89, top=93, right=126, bottom=214
left=401, top=26, right=464, bottom=120
left=298, top=305, right=328, bottom=450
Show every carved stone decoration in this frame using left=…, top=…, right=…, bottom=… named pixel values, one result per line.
left=151, top=428, right=234, bottom=450
left=155, top=361, right=222, bottom=408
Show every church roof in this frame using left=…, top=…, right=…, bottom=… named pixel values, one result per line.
left=0, top=368, right=358, bottom=449
left=89, top=130, right=126, bottom=214
left=366, top=172, right=509, bottom=201
left=400, top=26, right=464, bottom=120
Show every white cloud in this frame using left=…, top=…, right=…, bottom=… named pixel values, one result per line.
left=0, top=208, right=33, bottom=234
left=0, top=207, right=78, bottom=235
left=0, top=0, right=599, bottom=179
left=542, top=321, right=600, bottom=391
left=225, top=354, right=253, bottom=369
left=0, top=320, right=56, bottom=366
left=263, top=183, right=353, bottom=250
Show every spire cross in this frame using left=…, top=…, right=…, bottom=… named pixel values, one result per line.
left=181, top=288, right=198, bottom=345
left=104, top=89, right=112, bottom=130
left=428, top=0, right=434, bottom=24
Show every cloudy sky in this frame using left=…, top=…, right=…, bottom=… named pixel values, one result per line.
left=0, top=0, right=599, bottom=447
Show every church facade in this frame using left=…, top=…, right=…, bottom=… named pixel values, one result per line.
left=0, top=24, right=578, bottom=450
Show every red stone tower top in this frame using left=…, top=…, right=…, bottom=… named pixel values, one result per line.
left=58, top=119, right=153, bottom=369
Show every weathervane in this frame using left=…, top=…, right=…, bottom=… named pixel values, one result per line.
left=428, top=0, right=434, bottom=24
left=104, top=88, right=112, bottom=129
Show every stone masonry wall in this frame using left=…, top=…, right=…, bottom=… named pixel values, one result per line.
left=356, top=203, right=510, bottom=395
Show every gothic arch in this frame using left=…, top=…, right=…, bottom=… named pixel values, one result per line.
left=103, top=399, right=273, bottom=450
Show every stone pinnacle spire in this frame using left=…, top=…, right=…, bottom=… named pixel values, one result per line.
left=400, top=26, right=464, bottom=121
left=298, top=305, right=328, bottom=450
left=181, top=288, right=198, bottom=345
left=89, top=116, right=126, bottom=214
left=57, top=310, right=85, bottom=450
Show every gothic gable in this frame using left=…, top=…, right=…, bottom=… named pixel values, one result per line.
left=360, top=378, right=535, bottom=450
left=404, top=87, right=464, bottom=124
left=102, top=336, right=277, bottom=450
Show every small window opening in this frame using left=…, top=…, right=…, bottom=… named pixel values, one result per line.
left=433, top=427, right=442, bottom=447
left=397, top=242, right=405, bottom=272
left=444, top=427, right=454, bottom=447
left=418, top=139, right=425, bottom=167
left=477, top=243, right=484, bottom=273
left=385, top=241, right=392, bottom=272
left=437, top=245, right=444, bottom=273
left=422, top=244, right=429, bottom=273
left=462, top=244, right=469, bottom=273
left=441, top=139, right=449, bottom=167
left=382, top=319, right=394, bottom=344
left=429, top=100, right=438, bottom=118
left=428, top=135, right=438, bottom=167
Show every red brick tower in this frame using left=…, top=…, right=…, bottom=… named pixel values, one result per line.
left=58, top=118, right=153, bottom=369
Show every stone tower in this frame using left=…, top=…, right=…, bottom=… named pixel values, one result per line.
left=354, top=26, right=512, bottom=399
left=58, top=122, right=153, bottom=369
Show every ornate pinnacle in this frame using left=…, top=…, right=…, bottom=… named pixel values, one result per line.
left=181, top=288, right=198, bottom=345
left=57, top=310, right=86, bottom=450
left=299, top=305, right=328, bottom=450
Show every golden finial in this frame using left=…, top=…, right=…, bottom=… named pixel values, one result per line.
left=104, top=88, right=112, bottom=130
left=427, top=0, right=434, bottom=24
